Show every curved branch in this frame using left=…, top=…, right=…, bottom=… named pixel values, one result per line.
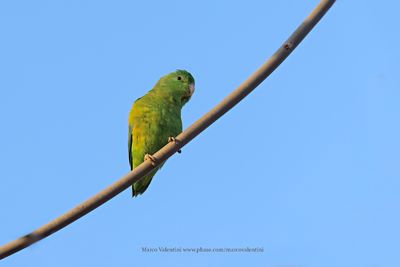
left=0, top=0, right=335, bottom=260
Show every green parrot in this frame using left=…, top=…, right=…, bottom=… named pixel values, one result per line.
left=128, top=70, right=195, bottom=197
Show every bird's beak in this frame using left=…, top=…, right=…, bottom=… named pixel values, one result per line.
left=189, top=83, right=195, bottom=96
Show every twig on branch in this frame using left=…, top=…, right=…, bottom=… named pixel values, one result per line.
left=0, top=0, right=335, bottom=260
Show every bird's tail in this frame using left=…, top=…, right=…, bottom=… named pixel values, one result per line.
left=131, top=169, right=157, bottom=197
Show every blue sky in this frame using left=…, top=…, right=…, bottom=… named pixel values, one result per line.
left=1, top=1, right=399, bottom=266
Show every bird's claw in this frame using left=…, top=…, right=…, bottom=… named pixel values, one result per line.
left=144, top=154, right=157, bottom=166
left=168, top=137, right=178, bottom=143
left=168, top=137, right=182, bottom=154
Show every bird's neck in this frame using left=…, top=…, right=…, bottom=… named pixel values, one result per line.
left=148, top=89, right=184, bottom=110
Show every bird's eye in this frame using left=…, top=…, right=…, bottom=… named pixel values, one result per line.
left=177, top=76, right=182, bottom=81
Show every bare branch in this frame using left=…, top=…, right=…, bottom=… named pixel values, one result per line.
left=0, top=0, right=335, bottom=260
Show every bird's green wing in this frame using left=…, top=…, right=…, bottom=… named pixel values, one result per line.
left=128, top=122, right=133, bottom=170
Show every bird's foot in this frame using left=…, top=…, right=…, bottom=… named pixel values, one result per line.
left=168, top=136, right=177, bottom=143
left=168, top=137, right=182, bottom=154
left=144, top=154, right=157, bottom=166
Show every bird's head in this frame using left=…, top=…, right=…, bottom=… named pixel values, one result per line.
left=155, top=70, right=195, bottom=107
